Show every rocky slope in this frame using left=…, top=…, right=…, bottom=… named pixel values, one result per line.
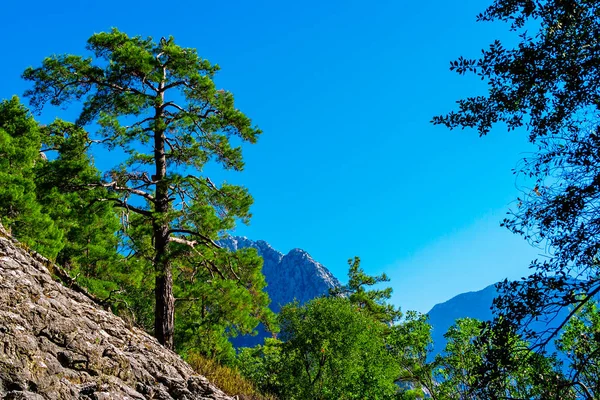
left=221, top=237, right=340, bottom=347
left=0, top=223, right=232, bottom=400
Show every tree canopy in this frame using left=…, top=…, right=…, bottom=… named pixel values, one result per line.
left=0, top=97, right=63, bottom=257
left=433, top=0, right=600, bottom=369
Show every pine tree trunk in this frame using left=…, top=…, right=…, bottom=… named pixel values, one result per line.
left=153, top=87, right=174, bottom=349
left=154, top=224, right=174, bottom=349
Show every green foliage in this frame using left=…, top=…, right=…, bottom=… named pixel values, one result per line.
left=34, top=120, right=125, bottom=294
left=236, top=338, right=283, bottom=397
left=238, top=260, right=410, bottom=399
left=432, top=0, right=600, bottom=388
left=275, top=297, right=399, bottom=400
left=174, top=247, right=273, bottom=362
left=388, top=311, right=435, bottom=398
left=432, top=1, right=600, bottom=140
left=0, top=97, right=145, bottom=324
left=330, top=257, right=402, bottom=325
left=557, top=301, right=600, bottom=399
left=0, top=97, right=63, bottom=257
left=431, top=318, right=571, bottom=400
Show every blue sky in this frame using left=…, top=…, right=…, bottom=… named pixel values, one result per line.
left=1, top=0, right=542, bottom=313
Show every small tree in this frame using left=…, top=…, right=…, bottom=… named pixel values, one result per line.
left=276, top=297, right=399, bottom=400
left=329, top=256, right=402, bottom=325
left=23, top=29, right=270, bottom=349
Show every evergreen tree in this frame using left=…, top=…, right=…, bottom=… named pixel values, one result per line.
left=23, top=29, right=272, bottom=349
left=0, top=98, right=146, bottom=322
left=330, top=257, right=402, bottom=325
left=34, top=119, right=147, bottom=322
left=0, top=97, right=63, bottom=257
left=174, top=246, right=270, bottom=361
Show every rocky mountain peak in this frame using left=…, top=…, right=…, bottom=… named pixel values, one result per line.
left=220, top=236, right=341, bottom=347
left=220, top=237, right=340, bottom=310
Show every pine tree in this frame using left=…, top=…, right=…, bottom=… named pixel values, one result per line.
left=23, top=29, right=272, bottom=349
left=34, top=119, right=144, bottom=319
left=330, top=257, right=402, bottom=325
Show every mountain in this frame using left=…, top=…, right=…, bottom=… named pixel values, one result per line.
left=220, top=237, right=341, bottom=347
left=0, top=222, right=232, bottom=399
left=426, top=284, right=498, bottom=354
left=426, top=283, right=574, bottom=357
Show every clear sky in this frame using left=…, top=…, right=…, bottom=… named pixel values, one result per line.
left=1, top=0, right=543, bottom=313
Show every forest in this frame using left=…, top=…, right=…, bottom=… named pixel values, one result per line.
left=2, top=0, right=600, bottom=399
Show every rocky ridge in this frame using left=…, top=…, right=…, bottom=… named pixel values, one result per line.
left=221, top=237, right=340, bottom=347
left=0, top=223, right=232, bottom=400
left=221, top=237, right=340, bottom=313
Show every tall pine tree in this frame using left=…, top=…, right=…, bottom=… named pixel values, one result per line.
left=23, top=29, right=272, bottom=349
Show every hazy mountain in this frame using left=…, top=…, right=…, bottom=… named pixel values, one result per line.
left=426, top=284, right=498, bottom=354
left=220, top=236, right=341, bottom=347
left=426, top=283, right=574, bottom=357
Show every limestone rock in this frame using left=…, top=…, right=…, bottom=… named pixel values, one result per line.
left=0, top=223, right=232, bottom=400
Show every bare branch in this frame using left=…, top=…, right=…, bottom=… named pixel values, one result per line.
left=167, top=229, right=221, bottom=249
left=532, top=283, right=600, bottom=351
left=89, top=181, right=156, bottom=203
left=162, top=80, right=188, bottom=91
left=95, top=197, right=153, bottom=217
left=169, top=236, right=198, bottom=247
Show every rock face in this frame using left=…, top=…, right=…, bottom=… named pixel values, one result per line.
left=0, top=223, right=232, bottom=400
left=221, top=237, right=340, bottom=347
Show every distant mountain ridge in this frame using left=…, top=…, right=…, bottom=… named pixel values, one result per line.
left=426, top=283, right=577, bottom=357
left=426, top=284, right=498, bottom=354
left=220, top=236, right=341, bottom=347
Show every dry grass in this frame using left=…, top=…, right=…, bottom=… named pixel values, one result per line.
left=186, top=352, right=278, bottom=400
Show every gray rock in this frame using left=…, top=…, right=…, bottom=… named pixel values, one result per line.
left=0, top=223, right=232, bottom=400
